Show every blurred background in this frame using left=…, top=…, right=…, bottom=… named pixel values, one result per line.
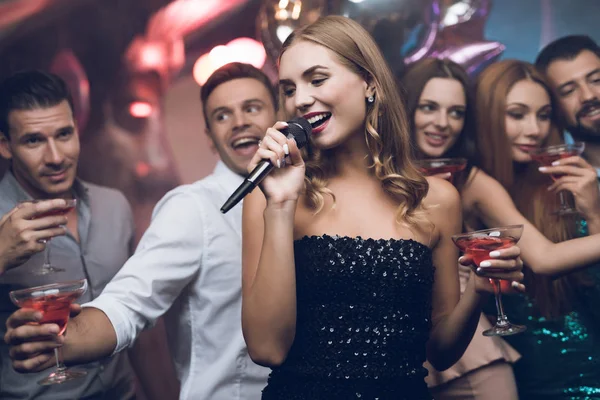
left=0, top=0, right=599, bottom=241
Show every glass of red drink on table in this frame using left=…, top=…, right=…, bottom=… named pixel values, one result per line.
left=415, top=158, right=467, bottom=185
left=9, top=279, right=88, bottom=385
left=18, top=199, right=77, bottom=275
left=452, top=225, right=525, bottom=337
left=529, top=142, right=585, bottom=216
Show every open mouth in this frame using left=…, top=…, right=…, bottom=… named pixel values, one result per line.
left=306, top=112, right=332, bottom=129
left=424, top=132, right=449, bottom=146
left=580, top=105, right=600, bottom=119
left=231, top=136, right=261, bottom=151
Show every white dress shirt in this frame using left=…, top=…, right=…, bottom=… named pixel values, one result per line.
left=84, top=161, right=270, bottom=400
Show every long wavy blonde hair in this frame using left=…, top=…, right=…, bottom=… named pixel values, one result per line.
left=278, top=16, right=428, bottom=226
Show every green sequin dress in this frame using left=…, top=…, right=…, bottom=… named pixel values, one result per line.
left=499, top=220, right=600, bottom=399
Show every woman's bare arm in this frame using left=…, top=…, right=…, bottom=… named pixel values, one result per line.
left=425, top=178, right=483, bottom=370
left=241, top=188, right=298, bottom=367
left=425, top=178, right=523, bottom=371
left=466, top=170, right=600, bottom=277
left=241, top=128, right=306, bottom=367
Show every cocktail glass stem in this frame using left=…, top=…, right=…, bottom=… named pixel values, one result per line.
left=557, top=191, right=577, bottom=215
left=483, top=278, right=526, bottom=337
left=54, top=348, right=66, bottom=373
left=492, top=279, right=508, bottom=327
left=35, top=240, right=65, bottom=275
left=38, top=339, right=86, bottom=385
left=42, top=241, right=51, bottom=269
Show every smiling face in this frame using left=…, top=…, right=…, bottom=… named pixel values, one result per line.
left=414, top=77, right=466, bottom=158
left=278, top=40, right=372, bottom=150
left=545, top=50, right=600, bottom=139
left=204, top=78, right=276, bottom=175
left=504, top=79, right=552, bottom=163
left=0, top=100, right=79, bottom=199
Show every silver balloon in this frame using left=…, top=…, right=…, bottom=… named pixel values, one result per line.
left=258, top=0, right=328, bottom=65
left=440, top=0, right=488, bottom=28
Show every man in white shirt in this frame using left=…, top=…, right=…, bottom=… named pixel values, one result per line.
left=4, top=62, right=276, bottom=399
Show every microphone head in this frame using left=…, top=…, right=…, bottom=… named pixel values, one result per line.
left=286, top=117, right=312, bottom=149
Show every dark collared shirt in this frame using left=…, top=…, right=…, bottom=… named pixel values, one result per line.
left=0, top=171, right=136, bottom=400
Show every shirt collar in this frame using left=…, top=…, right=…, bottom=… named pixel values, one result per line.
left=0, top=169, right=90, bottom=205
left=213, top=161, right=245, bottom=193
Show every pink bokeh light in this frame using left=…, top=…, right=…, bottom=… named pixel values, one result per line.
left=129, top=101, right=154, bottom=118
left=193, top=37, right=267, bottom=85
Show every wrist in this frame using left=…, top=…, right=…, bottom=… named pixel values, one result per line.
left=585, top=206, right=600, bottom=221
left=583, top=212, right=600, bottom=234
left=469, top=272, right=492, bottom=301
left=265, top=198, right=298, bottom=213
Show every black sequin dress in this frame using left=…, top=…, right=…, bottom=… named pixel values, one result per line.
left=262, top=235, right=435, bottom=400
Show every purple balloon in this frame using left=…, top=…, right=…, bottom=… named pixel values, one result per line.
left=431, top=41, right=505, bottom=75
left=256, top=0, right=505, bottom=77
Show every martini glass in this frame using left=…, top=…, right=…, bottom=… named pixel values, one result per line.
left=530, top=142, right=585, bottom=216
left=18, top=199, right=77, bottom=275
left=452, top=225, right=525, bottom=337
left=415, top=158, right=467, bottom=185
left=9, top=279, right=88, bottom=385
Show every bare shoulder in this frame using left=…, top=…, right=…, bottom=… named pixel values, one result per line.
left=468, top=167, right=507, bottom=192
left=462, top=167, right=507, bottom=203
left=423, top=177, right=461, bottom=214
left=417, top=177, right=462, bottom=249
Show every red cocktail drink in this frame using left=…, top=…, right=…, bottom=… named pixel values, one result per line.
left=454, top=236, right=518, bottom=268
left=35, top=204, right=76, bottom=219
left=415, top=158, right=467, bottom=185
left=18, top=199, right=77, bottom=275
left=10, top=279, right=88, bottom=385
left=530, top=149, right=580, bottom=169
left=452, top=225, right=525, bottom=337
left=18, top=291, right=81, bottom=335
left=530, top=143, right=585, bottom=216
